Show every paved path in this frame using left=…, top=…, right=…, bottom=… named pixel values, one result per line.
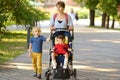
left=6, top=19, right=120, bottom=31
left=0, top=26, right=120, bottom=80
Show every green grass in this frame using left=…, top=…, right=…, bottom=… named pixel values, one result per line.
left=0, top=31, right=27, bottom=63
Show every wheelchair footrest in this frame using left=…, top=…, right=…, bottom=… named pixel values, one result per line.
left=53, top=68, right=70, bottom=79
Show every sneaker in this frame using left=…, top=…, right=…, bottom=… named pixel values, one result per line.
left=52, top=60, right=56, bottom=69
left=33, top=72, right=37, bottom=77
left=63, top=60, right=68, bottom=69
left=63, top=65, right=67, bottom=69
left=37, top=74, right=41, bottom=79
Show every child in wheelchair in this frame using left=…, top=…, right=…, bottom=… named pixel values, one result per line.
left=51, top=34, right=72, bottom=69
left=45, top=30, right=77, bottom=80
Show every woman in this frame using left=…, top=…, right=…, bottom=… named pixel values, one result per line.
left=49, top=1, right=74, bottom=46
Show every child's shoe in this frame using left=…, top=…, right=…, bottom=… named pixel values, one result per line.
left=52, top=60, right=56, bottom=69
left=63, top=64, right=67, bottom=69
left=37, top=74, right=41, bottom=79
left=33, top=72, right=37, bottom=77
left=63, top=59, right=68, bottom=69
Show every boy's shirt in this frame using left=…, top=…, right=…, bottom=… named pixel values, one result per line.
left=30, top=35, right=46, bottom=53
left=54, top=43, right=69, bottom=54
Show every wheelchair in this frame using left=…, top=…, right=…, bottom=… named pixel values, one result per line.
left=45, top=28, right=78, bottom=80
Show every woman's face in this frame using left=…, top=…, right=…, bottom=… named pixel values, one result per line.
left=56, top=5, right=64, bottom=13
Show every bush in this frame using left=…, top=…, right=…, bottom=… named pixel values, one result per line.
left=77, top=8, right=89, bottom=19
left=78, top=12, right=88, bottom=19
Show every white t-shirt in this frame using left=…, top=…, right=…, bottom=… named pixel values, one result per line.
left=49, top=14, right=73, bottom=31
left=68, top=12, right=75, bottom=22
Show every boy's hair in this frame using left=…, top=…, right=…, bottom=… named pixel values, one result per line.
left=32, top=27, right=41, bottom=33
left=57, top=34, right=65, bottom=40
left=56, top=1, right=65, bottom=9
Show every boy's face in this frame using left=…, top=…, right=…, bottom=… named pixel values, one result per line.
left=33, top=30, right=40, bottom=36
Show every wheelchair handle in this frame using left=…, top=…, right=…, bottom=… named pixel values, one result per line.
left=51, top=28, right=68, bottom=31
left=50, top=28, right=74, bottom=40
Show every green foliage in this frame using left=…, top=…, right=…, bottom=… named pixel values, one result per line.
left=116, top=0, right=120, bottom=5
left=95, top=9, right=102, bottom=17
left=74, top=0, right=99, bottom=10
left=78, top=8, right=89, bottom=19
left=79, top=12, right=88, bottom=19
left=12, top=0, right=49, bottom=25
left=0, top=0, right=50, bottom=32
left=74, top=0, right=118, bottom=19
left=85, top=0, right=99, bottom=9
left=97, top=0, right=117, bottom=16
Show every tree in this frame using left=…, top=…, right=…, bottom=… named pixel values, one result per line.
left=74, top=0, right=99, bottom=26
left=12, top=0, right=48, bottom=25
left=0, top=0, right=12, bottom=32
left=0, top=0, right=49, bottom=32
left=97, top=0, right=117, bottom=29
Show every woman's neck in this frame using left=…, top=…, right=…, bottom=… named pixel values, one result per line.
left=58, top=12, right=65, bottom=15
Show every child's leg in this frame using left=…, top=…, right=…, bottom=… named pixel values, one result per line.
left=36, top=53, right=42, bottom=75
left=31, top=52, right=37, bottom=73
left=51, top=52, right=56, bottom=69
left=36, top=53, right=42, bottom=79
left=63, top=53, right=68, bottom=69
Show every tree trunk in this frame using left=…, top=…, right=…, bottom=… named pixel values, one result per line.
left=106, top=15, right=110, bottom=29
left=101, top=13, right=107, bottom=27
left=89, top=9, right=95, bottom=26
left=111, top=18, right=115, bottom=29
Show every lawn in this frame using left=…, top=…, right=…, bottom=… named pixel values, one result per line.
left=0, top=31, right=27, bottom=63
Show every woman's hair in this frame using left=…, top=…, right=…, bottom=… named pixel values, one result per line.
left=32, top=27, right=41, bottom=33
left=56, top=1, right=65, bottom=9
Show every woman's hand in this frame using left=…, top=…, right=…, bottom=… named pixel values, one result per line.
left=68, top=26, right=73, bottom=31
left=50, top=26, right=56, bottom=31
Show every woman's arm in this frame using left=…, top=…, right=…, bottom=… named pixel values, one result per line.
left=49, top=14, right=56, bottom=30
left=68, top=15, right=74, bottom=31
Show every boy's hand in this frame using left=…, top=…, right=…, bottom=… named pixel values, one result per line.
left=28, top=51, right=32, bottom=58
left=46, top=37, right=50, bottom=42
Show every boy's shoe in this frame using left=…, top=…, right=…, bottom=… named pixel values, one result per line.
left=33, top=72, right=37, bottom=77
left=37, top=74, right=41, bottom=79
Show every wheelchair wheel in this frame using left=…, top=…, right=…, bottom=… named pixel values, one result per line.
left=73, top=69, right=77, bottom=80
left=45, top=69, right=51, bottom=80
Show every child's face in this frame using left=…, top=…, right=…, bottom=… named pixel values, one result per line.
left=33, top=30, right=40, bottom=36
left=57, top=38, right=64, bottom=44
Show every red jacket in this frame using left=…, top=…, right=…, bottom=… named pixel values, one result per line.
left=54, top=43, right=69, bottom=54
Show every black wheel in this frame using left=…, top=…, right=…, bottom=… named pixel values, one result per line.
left=45, top=71, right=51, bottom=80
left=73, top=69, right=77, bottom=80
left=45, top=73, right=50, bottom=80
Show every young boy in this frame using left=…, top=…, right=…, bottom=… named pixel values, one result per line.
left=51, top=34, right=71, bottom=69
left=28, top=27, right=49, bottom=79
